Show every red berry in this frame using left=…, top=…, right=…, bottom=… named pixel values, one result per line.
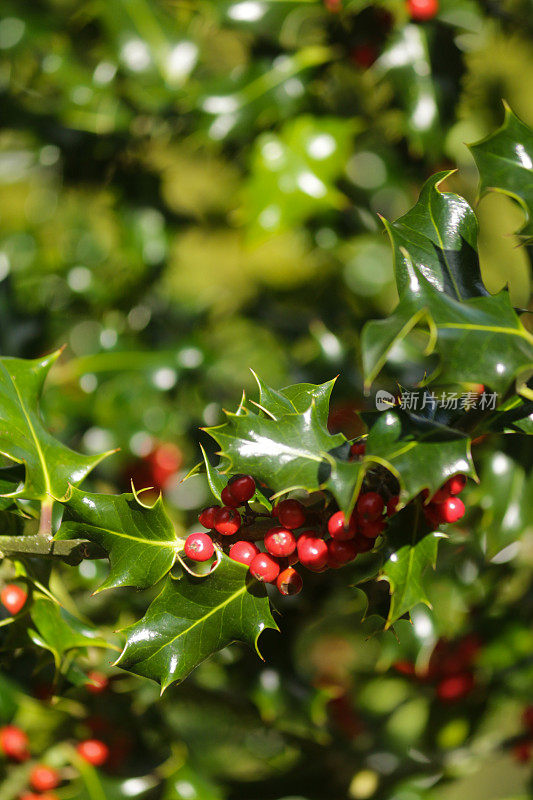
left=30, top=765, right=61, bottom=792
left=350, top=442, right=366, bottom=457
left=297, top=535, right=328, bottom=571
left=435, top=497, right=465, bottom=524
left=86, top=671, right=108, bottom=695
left=214, top=506, right=241, bottom=536
left=350, top=44, right=378, bottom=69
left=0, top=726, right=29, bottom=762
left=432, top=483, right=451, bottom=503
left=406, top=0, right=439, bottom=21
left=455, top=634, right=482, bottom=667
left=276, top=499, right=306, bottom=530
left=424, top=503, right=441, bottom=528
left=1, top=584, right=27, bottom=616
left=327, top=539, right=358, bottom=565
left=184, top=533, right=215, bottom=562
left=250, top=553, right=280, bottom=583
left=264, top=526, right=296, bottom=557
left=386, top=496, right=399, bottom=517
left=229, top=540, right=260, bottom=566
left=76, top=739, right=109, bottom=767
left=228, top=475, right=255, bottom=503
left=356, top=492, right=384, bottom=522
left=447, top=474, right=467, bottom=495
left=276, top=567, right=303, bottom=596
left=147, top=443, right=182, bottom=488
left=352, top=533, right=374, bottom=553
left=523, top=707, right=533, bottom=732
left=359, top=519, right=385, bottom=539
left=198, top=506, right=218, bottom=529
left=221, top=485, right=241, bottom=508
left=436, top=672, right=474, bottom=703
left=327, top=511, right=356, bottom=541
left=513, top=740, right=533, bottom=763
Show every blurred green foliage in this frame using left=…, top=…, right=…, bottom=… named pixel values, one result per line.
left=0, top=1, right=532, bottom=799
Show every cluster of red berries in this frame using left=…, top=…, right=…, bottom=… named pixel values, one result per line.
left=0, top=724, right=109, bottom=799
left=422, top=474, right=467, bottom=527
left=1, top=673, right=110, bottom=800
left=394, top=634, right=481, bottom=704
left=187, top=462, right=469, bottom=594
left=187, top=469, right=398, bottom=596
left=513, top=707, right=533, bottom=764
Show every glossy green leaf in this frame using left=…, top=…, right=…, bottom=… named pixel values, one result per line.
left=252, top=372, right=336, bottom=428
left=362, top=409, right=476, bottom=505
left=473, top=448, right=533, bottom=558
left=487, top=396, right=533, bottom=434
left=56, top=487, right=182, bottom=591
left=28, top=596, right=113, bottom=666
left=470, top=105, right=533, bottom=243
left=362, top=248, right=533, bottom=396
left=206, top=398, right=355, bottom=507
left=380, top=173, right=486, bottom=300
left=379, top=506, right=444, bottom=627
left=0, top=352, right=110, bottom=502
left=198, top=444, right=226, bottom=502
left=116, top=555, right=277, bottom=690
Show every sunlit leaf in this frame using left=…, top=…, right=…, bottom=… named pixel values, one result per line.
left=116, top=555, right=277, bottom=690
left=56, top=487, right=182, bottom=591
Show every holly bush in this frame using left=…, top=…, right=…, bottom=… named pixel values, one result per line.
left=0, top=1, right=533, bottom=799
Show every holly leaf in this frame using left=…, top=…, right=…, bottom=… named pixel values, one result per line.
left=55, top=487, right=182, bottom=591
left=473, top=448, right=533, bottom=558
left=362, top=408, right=476, bottom=505
left=252, top=372, right=336, bottom=428
left=205, top=400, right=353, bottom=504
left=28, top=596, right=114, bottom=666
left=380, top=172, right=487, bottom=300
left=487, top=396, right=533, bottom=434
left=115, top=555, right=277, bottom=690
left=182, top=446, right=226, bottom=502
left=470, top=105, right=533, bottom=244
left=207, top=377, right=366, bottom=512
left=379, top=506, right=444, bottom=627
left=0, top=352, right=111, bottom=502
left=362, top=248, right=533, bottom=397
